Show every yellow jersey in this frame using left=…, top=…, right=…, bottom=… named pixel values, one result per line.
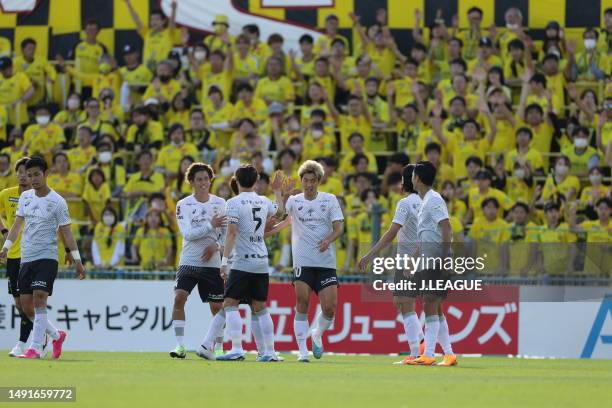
left=0, top=72, right=32, bottom=125
left=0, top=186, right=23, bottom=259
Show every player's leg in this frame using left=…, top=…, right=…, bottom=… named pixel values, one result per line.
left=196, top=270, right=227, bottom=360
left=393, top=296, right=423, bottom=363
left=250, top=274, right=278, bottom=361
left=250, top=303, right=265, bottom=357
left=7, top=258, right=32, bottom=357
left=208, top=301, right=225, bottom=355
left=170, top=289, right=189, bottom=358
left=310, top=269, right=338, bottom=359
left=293, top=280, right=312, bottom=362
left=214, top=269, right=249, bottom=360
left=435, top=301, right=457, bottom=366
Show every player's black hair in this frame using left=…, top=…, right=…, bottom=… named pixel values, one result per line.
left=465, top=156, right=483, bottom=168
left=230, top=177, right=239, bottom=195
left=595, top=197, right=611, bottom=208
left=25, top=156, right=48, bottom=172
left=20, top=38, right=36, bottom=49
left=529, top=73, right=547, bottom=87
left=516, top=127, right=533, bottom=139
left=236, top=82, right=254, bottom=94
left=467, top=6, right=483, bottom=16
left=186, top=162, right=214, bottom=182
left=414, top=161, right=437, bottom=187
left=88, top=167, right=106, bottom=185
left=402, top=164, right=416, bottom=194
left=508, top=39, right=525, bottom=51
left=544, top=201, right=560, bottom=212
left=512, top=201, right=530, bottom=213
left=299, top=34, right=314, bottom=44
left=389, top=152, right=410, bottom=166
left=351, top=153, right=369, bottom=167
left=235, top=164, right=259, bottom=189
left=348, top=132, right=365, bottom=143
left=14, top=156, right=30, bottom=172
left=425, top=142, right=442, bottom=155
left=481, top=197, right=500, bottom=209
left=449, top=57, right=467, bottom=70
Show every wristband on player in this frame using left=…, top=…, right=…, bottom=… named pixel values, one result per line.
left=221, top=256, right=228, bottom=267
left=2, top=239, right=13, bottom=251
left=70, top=250, right=82, bottom=262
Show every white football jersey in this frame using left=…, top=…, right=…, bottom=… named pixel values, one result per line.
left=226, top=191, right=277, bottom=274
left=391, top=193, right=422, bottom=257
left=176, top=194, right=226, bottom=268
left=417, top=189, right=450, bottom=260
left=286, top=192, right=344, bottom=269
left=16, top=188, right=71, bottom=263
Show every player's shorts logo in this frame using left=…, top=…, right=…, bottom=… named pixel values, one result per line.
left=294, top=267, right=302, bottom=278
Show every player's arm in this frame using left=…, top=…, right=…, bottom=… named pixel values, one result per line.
left=123, top=0, right=144, bottom=31
left=220, top=223, right=237, bottom=279
left=59, top=224, right=86, bottom=280
left=0, top=216, right=24, bottom=260
left=439, top=218, right=452, bottom=259
left=319, top=219, right=344, bottom=252
left=264, top=216, right=291, bottom=238
left=177, top=203, right=226, bottom=241
left=358, top=223, right=401, bottom=271
left=270, top=170, right=289, bottom=217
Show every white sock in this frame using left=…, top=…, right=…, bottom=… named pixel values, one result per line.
left=203, top=309, right=225, bottom=350
left=424, top=315, right=440, bottom=357
left=225, top=307, right=244, bottom=354
left=438, top=315, right=454, bottom=355
left=293, top=311, right=310, bottom=357
left=251, top=314, right=264, bottom=354
left=313, top=312, right=334, bottom=339
left=173, top=320, right=185, bottom=347
left=256, top=308, right=275, bottom=356
left=31, top=307, right=47, bottom=352
left=403, top=312, right=421, bottom=357
left=45, top=319, right=60, bottom=341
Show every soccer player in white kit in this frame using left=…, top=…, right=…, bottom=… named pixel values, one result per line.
left=198, top=165, right=286, bottom=361
left=409, top=161, right=457, bottom=366
left=0, top=156, right=86, bottom=359
left=358, top=164, right=425, bottom=364
left=171, top=163, right=227, bottom=359
left=283, top=161, right=344, bottom=362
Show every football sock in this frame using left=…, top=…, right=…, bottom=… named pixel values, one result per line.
left=19, top=312, right=33, bottom=343
left=225, top=306, right=244, bottom=354
left=438, top=314, right=454, bottom=355
left=203, top=309, right=225, bottom=350
left=313, top=312, right=334, bottom=339
left=173, top=320, right=185, bottom=348
left=403, top=311, right=421, bottom=357
left=424, top=315, right=440, bottom=357
left=251, top=314, right=264, bottom=354
left=31, top=307, right=48, bottom=352
left=256, top=308, right=276, bottom=356
left=293, top=311, right=309, bottom=357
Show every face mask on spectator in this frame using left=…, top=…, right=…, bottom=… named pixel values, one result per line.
left=589, top=174, right=602, bottom=184
left=36, top=115, right=50, bottom=125
left=555, top=164, right=569, bottom=175
left=194, top=50, right=207, bottom=61
left=514, top=168, right=526, bottom=179
left=506, top=23, right=519, bottom=30
left=98, top=151, right=112, bottom=164
left=311, top=129, right=323, bottom=139
left=574, top=138, right=588, bottom=148
left=67, top=98, right=80, bottom=110
left=102, top=214, right=115, bottom=226
left=584, top=39, right=597, bottom=50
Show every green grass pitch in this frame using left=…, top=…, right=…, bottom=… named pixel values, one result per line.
left=1, top=352, right=611, bottom=407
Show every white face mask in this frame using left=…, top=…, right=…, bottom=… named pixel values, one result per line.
left=288, top=122, right=300, bottom=132
left=67, top=98, right=80, bottom=110
left=584, top=39, right=597, bottom=50
left=194, top=50, right=207, bottom=61
left=514, top=168, right=526, bottom=179
left=36, top=115, right=50, bottom=125
left=311, top=129, right=323, bottom=139
left=506, top=23, right=519, bottom=30
left=151, top=201, right=164, bottom=211
left=555, top=164, right=569, bottom=175
left=589, top=174, right=602, bottom=184
left=548, top=48, right=561, bottom=57
left=102, top=214, right=115, bottom=226
left=98, top=151, right=112, bottom=164
left=574, top=138, right=588, bottom=148
left=0, top=168, right=10, bottom=177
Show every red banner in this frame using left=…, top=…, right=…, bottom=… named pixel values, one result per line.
left=242, top=283, right=519, bottom=355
